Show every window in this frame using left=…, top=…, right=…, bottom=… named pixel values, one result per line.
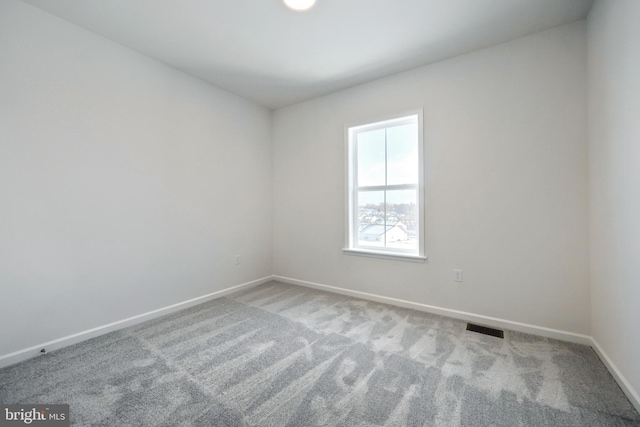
left=344, top=112, right=425, bottom=262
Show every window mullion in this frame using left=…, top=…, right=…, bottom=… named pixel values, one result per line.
left=357, top=184, right=417, bottom=192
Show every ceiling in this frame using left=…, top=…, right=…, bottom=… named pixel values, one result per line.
left=23, top=0, right=594, bottom=109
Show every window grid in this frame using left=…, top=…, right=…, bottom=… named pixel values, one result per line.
left=346, top=112, right=424, bottom=259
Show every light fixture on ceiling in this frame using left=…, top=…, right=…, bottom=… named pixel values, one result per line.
left=283, top=0, right=316, bottom=12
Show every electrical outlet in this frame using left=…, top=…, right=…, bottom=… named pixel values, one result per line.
left=236, top=255, right=241, bottom=265
left=454, top=269, right=463, bottom=282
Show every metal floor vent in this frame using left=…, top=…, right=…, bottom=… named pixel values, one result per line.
left=466, top=323, right=504, bottom=339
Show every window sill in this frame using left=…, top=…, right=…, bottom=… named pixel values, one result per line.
left=342, top=248, right=427, bottom=263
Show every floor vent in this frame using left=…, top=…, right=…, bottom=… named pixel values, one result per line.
left=466, top=323, right=504, bottom=339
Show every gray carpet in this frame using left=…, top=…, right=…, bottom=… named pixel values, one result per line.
left=1, top=281, right=638, bottom=426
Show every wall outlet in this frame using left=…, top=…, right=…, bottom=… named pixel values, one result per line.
left=454, top=269, right=463, bottom=282
left=235, top=255, right=241, bottom=265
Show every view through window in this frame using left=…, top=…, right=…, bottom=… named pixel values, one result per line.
left=346, top=112, right=424, bottom=259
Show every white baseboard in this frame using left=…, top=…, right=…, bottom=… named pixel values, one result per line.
left=274, top=275, right=640, bottom=412
left=590, top=338, right=640, bottom=414
left=0, top=276, right=271, bottom=369
left=4, top=274, right=638, bottom=415
left=273, top=275, right=593, bottom=346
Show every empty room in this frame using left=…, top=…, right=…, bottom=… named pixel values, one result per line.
left=1, top=0, right=638, bottom=425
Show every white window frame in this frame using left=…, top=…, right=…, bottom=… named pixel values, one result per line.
left=343, top=110, right=426, bottom=263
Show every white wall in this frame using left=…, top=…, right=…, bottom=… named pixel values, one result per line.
left=0, top=0, right=272, bottom=356
left=588, top=0, right=640, bottom=405
left=273, top=22, right=590, bottom=334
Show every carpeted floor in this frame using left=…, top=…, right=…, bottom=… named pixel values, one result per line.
left=1, top=281, right=638, bottom=426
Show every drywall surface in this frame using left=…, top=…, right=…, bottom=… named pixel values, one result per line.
left=273, top=22, right=590, bottom=334
left=588, top=0, right=640, bottom=404
left=0, top=0, right=272, bottom=356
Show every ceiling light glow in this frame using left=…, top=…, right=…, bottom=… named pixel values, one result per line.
left=283, top=0, right=316, bottom=11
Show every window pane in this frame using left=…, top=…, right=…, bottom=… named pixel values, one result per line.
left=357, top=190, right=385, bottom=247
left=386, top=123, right=418, bottom=185
left=385, top=189, right=418, bottom=251
left=357, top=129, right=385, bottom=187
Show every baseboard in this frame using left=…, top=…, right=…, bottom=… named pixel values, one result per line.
left=273, top=275, right=593, bottom=346
left=274, top=276, right=640, bottom=409
left=0, top=276, right=271, bottom=369
left=4, top=275, right=638, bottom=413
left=590, top=338, right=640, bottom=414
